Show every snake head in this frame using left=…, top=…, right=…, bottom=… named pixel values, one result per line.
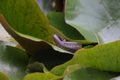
left=53, top=34, right=82, bottom=52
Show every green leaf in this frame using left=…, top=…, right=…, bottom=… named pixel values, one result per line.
left=0, top=0, right=55, bottom=42
left=48, top=12, right=84, bottom=40
left=51, top=40, right=120, bottom=76
left=0, top=41, right=28, bottom=80
left=0, top=0, right=52, bottom=42
left=0, top=72, right=9, bottom=80
left=23, top=72, right=58, bottom=80
left=0, top=0, right=72, bottom=55
left=63, top=68, right=118, bottom=80
left=65, top=0, right=120, bottom=42
left=0, top=22, right=72, bottom=74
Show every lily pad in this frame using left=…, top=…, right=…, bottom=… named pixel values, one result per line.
left=98, top=21, right=120, bottom=43
left=63, top=68, right=117, bottom=80
left=51, top=40, right=120, bottom=76
left=0, top=12, right=73, bottom=70
left=65, top=0, right=120, bottom=42
left=0, top=41, right=28, bottom=80
left=110, top=76, right=120, bottom=80
left=0, top=0, right=52, bottom=42
left=0, top=0, right=72, bottom=55
left=0, top=72, right=9, bottom=80
left=23, top=72, right=58, bottom=80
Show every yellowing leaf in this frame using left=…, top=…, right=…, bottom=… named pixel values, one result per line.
left=23, top=72, right=58, bottom=80
left=0, top=0, right=71, bottom=55
left=51, top=40, right=120, bottom=75
left=0, top=72, right=9, bottom=80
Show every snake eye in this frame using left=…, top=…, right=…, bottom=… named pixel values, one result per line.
left=53, top=34, right=82, bottom=52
